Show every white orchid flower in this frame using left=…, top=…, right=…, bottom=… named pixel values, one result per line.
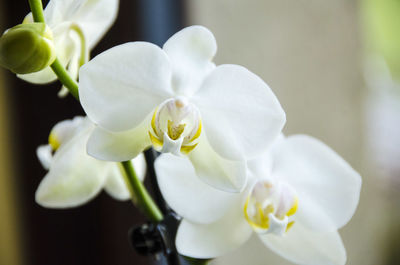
left=78, top=25, right=286, bottom=192
left=155, top=135, right=362, bottom=265
left=36, top=116, right=146, bottom=208
left=18, top=0, right=118, bottom=96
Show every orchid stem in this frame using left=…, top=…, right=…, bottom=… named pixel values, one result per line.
left=28, top=1, right=203, bottom=263
left=28, top=0, right=80, bottom=100
left=28, top=0, right=45, bottom=22
left=28, top=0, right=159, bottom=219
left=184, top=257, right=210, bottom=265
left=50, top=59, right=80, bottom=100
left=121, top=160, right=163, bottom=222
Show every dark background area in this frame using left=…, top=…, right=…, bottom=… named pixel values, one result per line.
left=2, top=0, right=185, bottom=264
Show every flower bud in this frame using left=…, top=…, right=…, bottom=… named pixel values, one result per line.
left=0, top=23, right=56, bottom=74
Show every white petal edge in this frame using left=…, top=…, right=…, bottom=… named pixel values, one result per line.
left=104, top=153, right=147, bottom=200
left=131, top=152, right=147, bottom=181
left=193, top=64, right=286, bottom=161
left=176, top=199, right=253, bottom=259
left=86, top=113, right=152, bottom=162
left=271, top=135, right=362, bottom=230
left=42, top=0, right=118, bottom=47
left=247, top=133, right=285, bottom=179
left=17, top=66, right=58, bottom=84
left=68, top=0, right=119, bottom=48
left=35, top=121, right=108, bottom=208
left=50, top=116, right=85, bottom=144
left=259, top=222, right=346, bottom=265
left=188, top=134, right=247, bottom=193
left=37, top=145, right=53, bottom=170
left=79, top=42, right=173, bottom=132
left=155, top=153, right=239, bottom=224
left=103, top=163, right=129, bottom=200
left=163, top=25, right=216, bottom=96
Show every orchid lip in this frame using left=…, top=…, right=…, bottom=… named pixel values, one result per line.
left=244, top=179, right=298, bottom=236
left=149, top=97, right=201, bottom=155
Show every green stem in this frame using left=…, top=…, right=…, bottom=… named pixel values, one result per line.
left=28, top=0, right=45, bottom=22
left=121, top=160, right=163, bottom=222
left=28, top=1, right=161, bottom=221
left=50, top=59, right=80, bottom=100
left=28, top=1, right=209, bottom=264
left=184, top=257, right=211, bottom=265
left=28, top=0, right=80, bottom=100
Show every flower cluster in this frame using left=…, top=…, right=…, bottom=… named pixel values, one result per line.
left=75, top=24, right=361, bottom=264
left=36, top=116, right=146, bottom=208
left=78, top=25, right=286, bottom=192
left=155, top=135, right=361, bottom=264
left=0, top=0, right=362, bottom=264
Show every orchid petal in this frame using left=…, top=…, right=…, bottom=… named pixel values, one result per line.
left=271, top=135, right=362, bottom=230
left=86, top=113, right=152, bottom=162
left=104, top=153, right=146, bottom=200
left=163, top=25, right=216, bottom=96
left=35, top=121, right=108, bottom=208
left=155, top=154, right=239, bottom=224
left=176, top=200, right=252, bottom=259
left=58, top=86, right=69, bottom=98
left=131, top=153, right=147, bottom=181
left=66, top=49, right=80, bottom=81
left=17, top=66, right=57, bottom=84
left=247, top=133, right=284, bottom=179
left=79, top=42, right=173, bottom=132
left=103, top=164, right=129, bottom=200
left=67, top=0, right=118, bottom=48
left=247, top=150, right=274, bottom=181
left=260, top=222, right=346, bottom=265
left=50, top=116, right=85, bottom=145
left=43, top=0, right=117, bottom=47
left=188, top=134, right=247, bottom=192
left=193, top=64, right=285, bottom=161
left=39, top=0, right=71, bottom=26
left=37, top=145, right=53, bottom=170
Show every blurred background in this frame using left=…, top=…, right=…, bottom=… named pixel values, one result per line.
left=0, top=0, right=399, bottom=264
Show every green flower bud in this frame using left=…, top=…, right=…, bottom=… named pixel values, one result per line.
left=0, top=23, right=56, bottom=74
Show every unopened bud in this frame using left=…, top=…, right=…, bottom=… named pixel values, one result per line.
left=0, top=23, right=56, bottom=74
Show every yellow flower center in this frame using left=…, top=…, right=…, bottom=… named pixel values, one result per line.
left=148, top=98, right=202, bottom=155
left=243, top=180, right=298, bottom=235
left=48, top=132, right=60, bottom=151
